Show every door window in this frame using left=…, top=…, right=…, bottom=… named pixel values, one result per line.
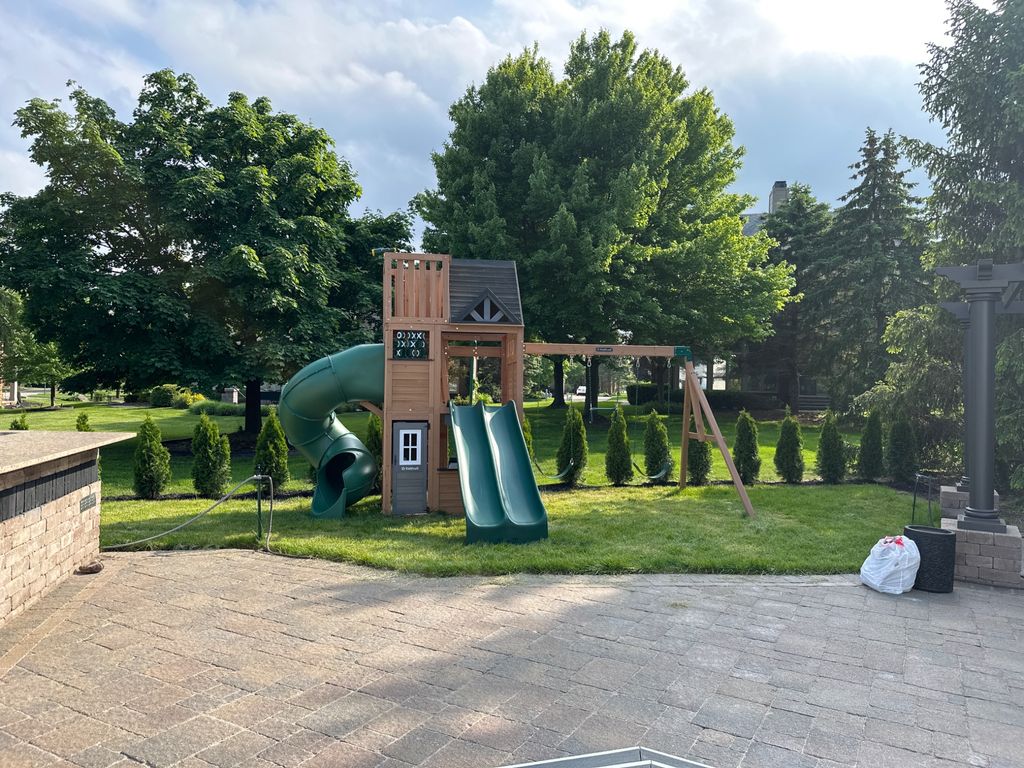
left=399, top=429, right=421, bottom=466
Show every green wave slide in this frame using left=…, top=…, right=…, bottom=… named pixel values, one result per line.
left=278, top=344, right=384, bottom=519
left=449, top=402, right=549, bottom=544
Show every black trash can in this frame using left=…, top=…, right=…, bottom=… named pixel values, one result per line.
left=903, top=525, right=956, bottom=593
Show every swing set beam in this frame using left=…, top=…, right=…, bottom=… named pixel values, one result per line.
left=522, top=343, right=755, bottom=518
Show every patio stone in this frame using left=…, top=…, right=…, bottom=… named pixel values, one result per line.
left=1, top=550, right=1022, bottom=768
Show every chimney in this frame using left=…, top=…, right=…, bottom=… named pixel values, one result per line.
left=768, top=180, right=788, bottom=214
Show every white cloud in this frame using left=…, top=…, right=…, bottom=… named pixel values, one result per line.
left=0, top=0, right=952, bottom=221
left=0, top=150, right=47, bottom=197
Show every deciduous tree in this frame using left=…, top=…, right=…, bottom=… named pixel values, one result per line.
left=0, top=71, right=388, bottom=433
left=417, top=31, right=793, bottom=409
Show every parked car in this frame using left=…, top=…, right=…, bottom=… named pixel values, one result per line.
left=575, top=385, right=587, bottom=397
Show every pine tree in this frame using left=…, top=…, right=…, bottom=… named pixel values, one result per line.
left=556, top=407, right=588, bottom=487
left=733, top=410, right=761, bottom=484
left=522, top=414, right=534, bottom=460
left=254, top=409, right=290, bottom=490
left=605, top=406, right=633, bottom=485
left=133, top=414, right=171, bottom=499
left=861, top=3, right=1024, bottom=486
left=191, top=413, right=231, bottom=498
left=758, top=184, right=834, bottom=412
left=816, top=129, right=929, bottom=409
left=643, top=408, right=673, bottom=483
left=364, top=413, right=383, bottom=492
left=886, top=415, right=917, bottom=483
left=75, top=412, right=92, bottom=432
left=774, top=406, right=804, bottom=484
left=687, top=417, right=712, bottom=486
left=858, top=410, right=884, bottom=480
left=816, top=411, right=846, bottom=484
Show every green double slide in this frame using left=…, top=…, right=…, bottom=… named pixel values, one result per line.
left=449, top=402, right=549, bottom=544
left=278, top=344, right=384, bottom=519
left=280, top=346, right=548, bottom=542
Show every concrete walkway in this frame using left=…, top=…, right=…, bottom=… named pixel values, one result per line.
left=0, top=551, right=1022, bottom=768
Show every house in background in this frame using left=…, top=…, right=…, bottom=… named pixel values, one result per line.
left=735, top=181, right=831, bottom=412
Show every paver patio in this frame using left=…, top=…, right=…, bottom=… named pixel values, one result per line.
left=0, top=551, right=1022, bottom=768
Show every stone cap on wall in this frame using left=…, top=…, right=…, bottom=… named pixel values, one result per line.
left=0, top=431, right=135, bottom=476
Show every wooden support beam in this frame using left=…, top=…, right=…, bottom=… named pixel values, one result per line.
left=685, top=360, right=755, bottom=519
left=680, top=366, right=692, bottom=488
left=524, top=342, right=681, bottom=358
left=359, top=401, right=382, bottom=419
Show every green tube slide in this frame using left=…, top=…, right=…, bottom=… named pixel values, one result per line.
left=278, top=344, right=384, bottom=518
left=449, top=402, right=548, bottom=544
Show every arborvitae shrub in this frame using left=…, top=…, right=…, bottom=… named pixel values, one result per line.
left=522, top=414, right=534, bottom=460
left=133, top=414, right=171, bottom=498
left=191, top=413, right=231, bottom=498
left=9, top=413, right=28, bottom=430
left=254, top=409, right=290, bottom=490
left=687, top=418, right=712, bottom=486
left=556, top=407, right=587, bottom=486
left=605, top=406, right=634, bottom=486
left=643, top=408, right=673, bottom=483
left=364, top=413, right=383, bottom=492
left=858, top=410, right=884, bottom=480
left=733, top=410, right=761, bottom=484
left=886, top=414, right=917, bottom=483
left=76, top=412, right=93, bottom=432
left=816, top=410, right=846, bottom=484
left=774, top=406, right=804, bottom=484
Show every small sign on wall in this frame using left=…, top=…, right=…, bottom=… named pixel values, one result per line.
left=80, top=493, right=97, bottom=513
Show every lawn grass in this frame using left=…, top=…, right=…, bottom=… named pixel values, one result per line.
left=21, top=400, right=914, bottom=576
left=100, top=483, right=914, bottom=575
left=14, top=399, right=849, bottom=498
left=7, top=403, right=361, bottom=497
left=523, top=399, right=857, bottom=486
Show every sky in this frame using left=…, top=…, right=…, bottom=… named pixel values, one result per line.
left=0, top=0, right=952, bottom=242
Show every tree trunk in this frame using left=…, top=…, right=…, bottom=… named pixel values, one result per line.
left=245, top=379, right=263, bottom=434
left=778, top=366, right=800, bottom=414
left=50, top=383, right=56, bottom=408
left=549, top=357, right=567, bottom=408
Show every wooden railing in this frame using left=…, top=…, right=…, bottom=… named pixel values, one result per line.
left=384, top=253, right=449, bottom=321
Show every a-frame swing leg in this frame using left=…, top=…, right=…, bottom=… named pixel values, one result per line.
left=683, top=361, right=756, bottom=518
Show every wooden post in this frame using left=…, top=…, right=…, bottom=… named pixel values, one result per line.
left=692, top=376, right=756, bottom=518
left=679, top=363, right=692, bottom=489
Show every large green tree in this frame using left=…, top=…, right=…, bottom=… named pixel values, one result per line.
left=815, top=129, right=930, bottom=409
left=416, top=31, right=793, bottom=408
left=744, top=183, right=833, bottom=411
left=334, top=210, right=414, bottom=347
left=865, top=0, right=1024, bottom=485
left=0, top=70, right=387, bottom=432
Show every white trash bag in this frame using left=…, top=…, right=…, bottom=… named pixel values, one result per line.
left=860, top=535, right=921, bottom=594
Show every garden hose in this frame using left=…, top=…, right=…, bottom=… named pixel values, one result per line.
left=102, top=475, right=272, bottom=550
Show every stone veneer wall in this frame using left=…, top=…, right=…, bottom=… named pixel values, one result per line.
left=0, top=450, right=101, bottom=623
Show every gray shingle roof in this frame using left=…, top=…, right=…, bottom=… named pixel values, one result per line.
left=449, top=259, right=523, bottom=324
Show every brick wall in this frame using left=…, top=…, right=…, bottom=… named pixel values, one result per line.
left=0, top=450, right=101, bottom=624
